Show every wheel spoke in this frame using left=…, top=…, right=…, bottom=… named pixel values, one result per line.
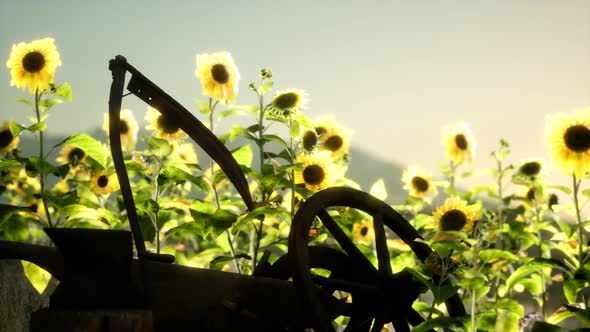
left=319, top=209, right=377, bottom=274
left=372, top=214, right=392, bottom=277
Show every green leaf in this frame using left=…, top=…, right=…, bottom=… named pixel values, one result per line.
left=262, top=134, right=290, bottom=150
left=190, top=208, right=238, bottom=238
left=210, top=254, right=251, bottom=270
left=218, top=109, right=242, bottom=120
left=53, top=164, right=70, bottom=179
left=430, top=284, right=460, bottom=304
left=517, top=274, right=543, bottom=296
left=15, top=98, right=32, bottom=106
left=195, top=99, right=211, bottom=116
left=26, top=157, right=56, bottom=176
left=54, top=82, right=73, bottom=101
left=0, top=159, right=21, bottom=172
left=158, top=166, right=209, bottom=192
left=231, top=144, right=253, bottom=168
left=564, top=304, right=590, bottom=326
left=9, top=121, right=25, bottom=136
left=27, top=122, right=46, bottom=133
left=232, top=206, right=281, bottom=233
left=494, top=311, right=520, bottom=332
left=564, top=279, right=587, bottom=304
left=0, top=204, right=35, bottom=224
left=230, top=105, right=259, bottom=114
left=289, top=121, right=300, bottom=138
left=547, top=306, right=576, bottom=325
left=501, top=258, right=564, bottom=297
left=413, top=316, right=466, bottom=332
left=257, top=81, right=273, bottom=95
left=369, top=178, right=387, bottom=201
left=478, top=249, right=518, bottom=264
left=62, top=134, right=107, bottom=168
left=38, top=98, right=63, bottom=113
left=531, top=321, right=567, bottom=332
left=21, top=261, right=52, bottom=294
left=148, top=137, right=172, bottom=157
left=548, top=185, right=572, bottom=195
left=494, top=298, right=524, bottom=317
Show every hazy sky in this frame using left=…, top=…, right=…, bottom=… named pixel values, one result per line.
left=1, top=1, right=589, bottom=188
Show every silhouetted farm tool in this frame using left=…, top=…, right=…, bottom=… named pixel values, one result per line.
left=0, top=56, right=465, bottom=331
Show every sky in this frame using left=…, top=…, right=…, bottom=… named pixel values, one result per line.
left=1, top=1, right=589, bottom=190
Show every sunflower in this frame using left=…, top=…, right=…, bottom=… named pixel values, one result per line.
left=443, top=123, right=476, bottom=166
left=102, top=109, right=139, bottom=150
left=269, top=89, right=306, bottom=116
left=294, top=151, right=335, bottom=192
left=0, top=122, right=19, bottom=154
left=90, top=170, right=119, bottom=195
left=56, top=145, right=86, bottom=167
left=301, top=129, right=319, bottom=152
left=353, top=219, right=374, bottom=243
left=53, top=179, right=69, bottom=194
left=548, top=193, right=559, bottom=211
left=401, top=166, right=437, bottom=198
left=6, top=38, right=61, bottom=94
left=6, top=169, right=40, bottom=194
left=545, top=108, right=590, bottom=178
left=174, top=142, right=198, bottom=164
left=195, top=51, right=240, bottom=104
left=145, top=107, right=184, bottom=139
left=309, top=116, right=351, bottom=159
left=517, top=159, right=543, bottom=178
left=432, top=197, right=481, bottom=237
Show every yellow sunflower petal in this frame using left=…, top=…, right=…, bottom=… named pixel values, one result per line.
left=195, top=51, right=240, bottom=104
left=6, top=38, right=61, bottom=94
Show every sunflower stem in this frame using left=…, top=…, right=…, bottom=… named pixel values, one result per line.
left=449, top=160, right=456, bottom=192
left=209, top=98, right=241, bottom=274
left=251, top=87, right=266, bottom=272
left=573, top=174, right=585, bottom=266
left=34, top=89, right=53, bottom=227
left=496, top=158, right=505, bottom=251
left=289, top=115, right=296, bottom=221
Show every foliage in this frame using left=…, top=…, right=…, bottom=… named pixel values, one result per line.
left=1, top=38, right=589, bottom=331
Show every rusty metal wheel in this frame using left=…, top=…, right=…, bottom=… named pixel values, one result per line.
left=288, top=187, right=465, bottom=332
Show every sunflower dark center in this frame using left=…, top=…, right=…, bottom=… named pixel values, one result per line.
left=455, top=134, right=468, bottom=150
left=520, top=162, right=541, bottom=176
left=324, top=135, right=343, bottom=151
left=548, top=194, right=559, bottom=208
left=22, top=51, right=46, bottom=73
left=315, top=127, right=327, bottom=136
left=302, top=164, right=325, bottom=185
left=440, top=209, right=467, bottom=231
left=97, top=175, right=109, bottom=188
left=0, top=129, right=14, bottom=148
left=119, top=120, right=129, bottom=134
left=526, top=188, right=535, bottom=200
left=157, top=115, right=180, bottom=134
left=563, top=125, right=590, bottom=152
left=273, top=93, right=299, bottom=110
left=360, top=226, right=369, bottom=237
left=302, top=130, right=318, bottom=151
left=211, top=64, right=229, bottom=84
left=411, top=176, right=429, bottom=192
left=67, top=148, right=85, bottom=164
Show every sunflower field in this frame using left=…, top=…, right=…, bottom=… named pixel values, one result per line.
left=1, top=38, right=589, bottom=331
